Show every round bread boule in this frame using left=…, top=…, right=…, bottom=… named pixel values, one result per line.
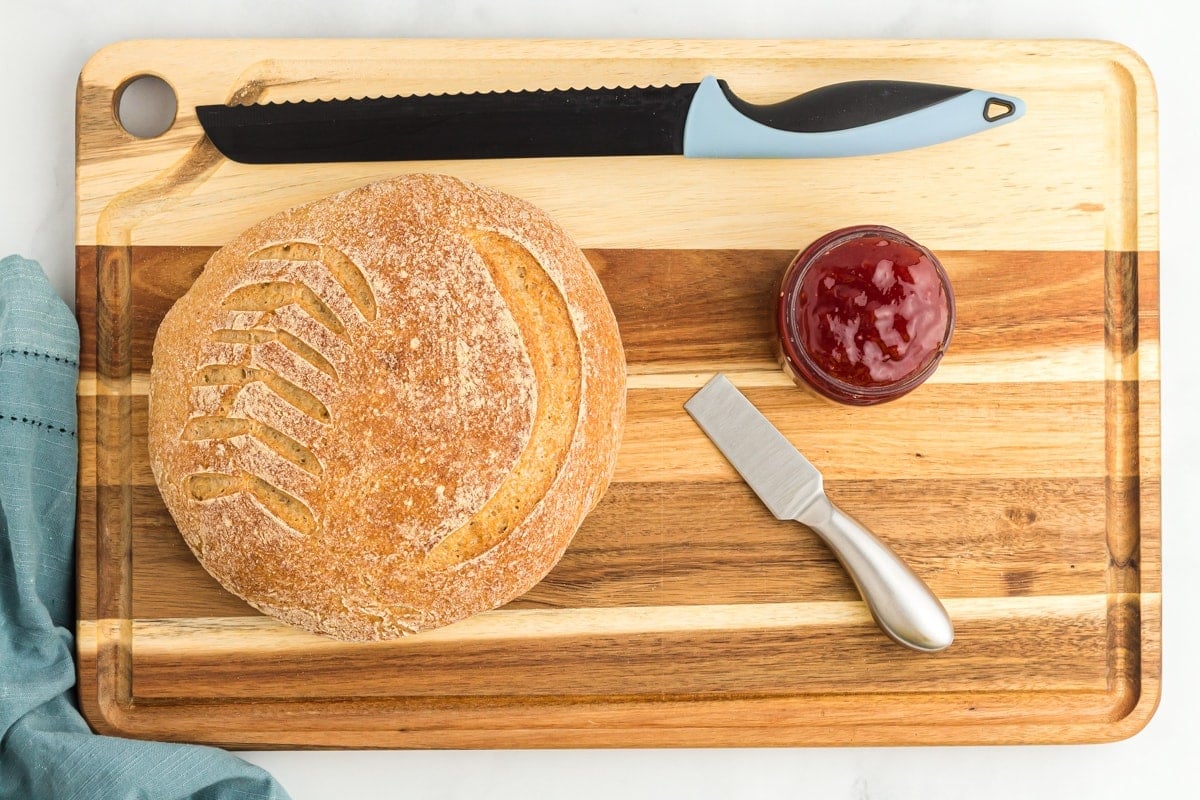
left=148, top=174, right=626, bottom=641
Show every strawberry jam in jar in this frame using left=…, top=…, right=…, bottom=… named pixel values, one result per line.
left=777, top=226, right=954, bottom=405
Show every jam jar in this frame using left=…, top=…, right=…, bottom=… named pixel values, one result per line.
left=777, top=225, right=955, bottom=405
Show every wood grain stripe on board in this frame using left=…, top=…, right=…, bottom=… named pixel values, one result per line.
left=75, top=348, right=1162, bottom=397
left=84, top=594, right=1110, bottom=654
left=70, top=685, right=1159, bottom=749
left=74, top=247, right=1161, bottom=380
left=77, top=381, right=1130, bottom=488
left=75, top=593, right=1135, bottom=700
left=74, top=41, right=1157, bottom=252
left=71, top=475, right=1160, bottom=621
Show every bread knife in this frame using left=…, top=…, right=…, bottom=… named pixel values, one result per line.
left=195, top=76, right=1024, bottom=163
left=684, top=374, right=953, bottom=652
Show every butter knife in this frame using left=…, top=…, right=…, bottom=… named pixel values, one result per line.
left=684, top=374, right=954, bottom=652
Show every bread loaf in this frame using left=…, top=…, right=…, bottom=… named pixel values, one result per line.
left=148, top=174, right=626, bottom=641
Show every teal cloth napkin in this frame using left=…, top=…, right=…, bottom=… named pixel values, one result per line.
left=0, top=255, right=291, bottom=800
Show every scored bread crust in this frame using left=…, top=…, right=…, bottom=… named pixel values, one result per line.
left=147, top=174, right=626, bottom=641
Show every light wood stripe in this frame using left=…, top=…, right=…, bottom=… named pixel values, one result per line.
left=76, top=43, right=1156, bottom=251
left=76, top=593, right=1132, bottom=659
left=81, top=384, right=1147, bottom=484
left=75, top=339, right=1162, bottom=397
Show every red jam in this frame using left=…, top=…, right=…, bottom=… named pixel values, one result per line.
left=777, top=226, right=954, bottom=405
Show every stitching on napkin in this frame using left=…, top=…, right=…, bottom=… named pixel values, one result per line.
left=1, top=415, right=76, bottom=438
left=0, top=347, right=80, bottom=367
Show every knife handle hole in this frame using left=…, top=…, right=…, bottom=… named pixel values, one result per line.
left=983, top=97, right=1015, bottom=123
left=114, top=74, right=178, bottom=139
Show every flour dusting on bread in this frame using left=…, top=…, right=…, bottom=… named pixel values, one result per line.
left=148, top=174, right=626, bottom=641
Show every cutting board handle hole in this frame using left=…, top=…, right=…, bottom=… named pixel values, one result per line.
left=114, top=74, right=177, bottom=139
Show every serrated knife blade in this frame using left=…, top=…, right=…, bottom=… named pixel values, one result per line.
left=195, top=76, right=1024, bottom=163
left=685, top=374, right=954, bottom=652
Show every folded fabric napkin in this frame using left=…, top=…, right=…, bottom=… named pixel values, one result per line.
left=0, top=255, right=291, bottom=800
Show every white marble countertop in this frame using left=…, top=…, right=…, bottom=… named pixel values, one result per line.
left=3, top=1, right=1193, bottom=797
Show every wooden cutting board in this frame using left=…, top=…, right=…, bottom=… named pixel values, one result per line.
left=74, top=39, right=1160, bottom=748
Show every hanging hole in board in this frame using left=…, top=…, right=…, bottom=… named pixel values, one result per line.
left=983, top=98, right=1015, bottom=123
left=114, top=74, right=178, bottom=139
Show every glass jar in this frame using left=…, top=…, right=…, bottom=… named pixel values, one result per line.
left=777, top=225, right=955, bottom=406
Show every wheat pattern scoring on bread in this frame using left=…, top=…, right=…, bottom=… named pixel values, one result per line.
left=180, top=241, right=377, bottom=538
left=148, top=175, right=626, bottom=641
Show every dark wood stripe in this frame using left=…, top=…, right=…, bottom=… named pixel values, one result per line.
left=100, top=477, right=1135, bottom=621
left=80, top=684, right=1149, bottom=748
left=75, top=247, right=1160, bottom=374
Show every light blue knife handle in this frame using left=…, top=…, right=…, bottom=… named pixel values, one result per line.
left=682, top=75, right=1025, bottom=158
